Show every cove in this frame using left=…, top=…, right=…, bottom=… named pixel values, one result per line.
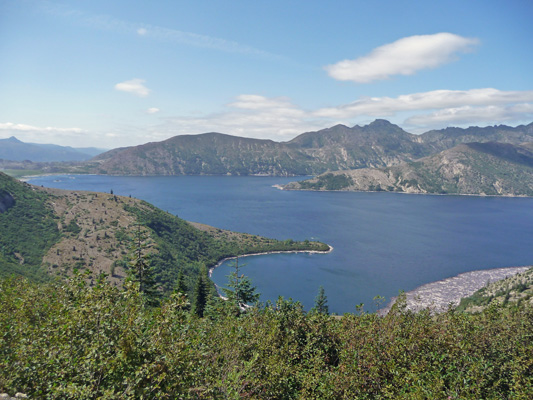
left=28, top=175, right=533, bottom=314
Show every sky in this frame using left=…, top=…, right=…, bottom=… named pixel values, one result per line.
left=1, top=0, right=532, bottom=149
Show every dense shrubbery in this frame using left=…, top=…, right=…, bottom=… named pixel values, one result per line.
left=2, top=274, right=533, bottom=399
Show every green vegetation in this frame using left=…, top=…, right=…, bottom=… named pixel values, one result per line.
left=0, top=169, right=45, bottom=178
left=2, top=275, right=533, bottom=399
left=457, top=267, right=533, bottom=312
left=0, top=172, right=61, bottom=281
left=298, top=173, right=354, bottom=190
left=312, top=285, right=329, bottom=315
left=126, top=224, right=161, bottom=306
left=222, top=259, right=260, bottom=309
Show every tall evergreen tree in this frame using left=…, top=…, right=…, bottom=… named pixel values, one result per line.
left=174, top=270, right=187, bottom=295
left=312, top=285, right=329, bottom=315
left=127, top=223, right=160, bottom=306
left=222, top=258, right=260, bottom=310
left=192, top=267, right=209, bottom=317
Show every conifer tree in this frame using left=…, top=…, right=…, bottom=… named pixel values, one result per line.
left=192, top=267, right=210, bottom=317
left=127, top=223, right=160, bottom=306
left=174, top=270, right=187, bottom=295
left=222, top=258, right=260, bottom=310
left=312, top=285, right=329, bottom=315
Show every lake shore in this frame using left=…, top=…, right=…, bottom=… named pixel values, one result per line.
left=379, top=265, right=532, bottom=315
left=208, top=245, right=333, bottom=278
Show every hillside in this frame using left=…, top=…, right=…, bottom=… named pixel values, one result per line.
left=0, top=172, right=328, bottom=292
left=284, top=142, right=533, bottom=196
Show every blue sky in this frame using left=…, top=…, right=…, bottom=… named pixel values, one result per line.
left=1, top=0, right=532, bottom=148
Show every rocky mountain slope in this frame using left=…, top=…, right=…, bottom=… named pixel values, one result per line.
left=284, top=142, right=533, bottom=196
left=419, top=122, right=533, bottom=153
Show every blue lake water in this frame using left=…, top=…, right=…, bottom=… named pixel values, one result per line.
left=29, top=175, right=533, bottom=313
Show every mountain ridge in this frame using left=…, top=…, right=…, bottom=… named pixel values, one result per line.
left=284, top=141, right=533, bottom=196
left=86, top=120, right=533, bottom=177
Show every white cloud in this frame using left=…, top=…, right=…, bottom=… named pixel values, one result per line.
left=147, top=107, right=160, bottom=114
left=314, top=89, right=533, bottom=118
left=406, top=104, right=533, bottom=126
left=114, top=79, right=151, bottom=97
left=152, top=95, right=319, bottom=141
left=325, top=33, right=479, bottom=83
left=0, top=122, right=84, bottom=133
left=137, top=27, right=147, bottom=35
left=138, top=90, right=533, bottom=142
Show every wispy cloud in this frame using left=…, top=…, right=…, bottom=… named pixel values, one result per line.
left=146, top=107, right=160, bottom=114
left=325, top=33, right=479, bottom=83
left=115, top=79, right=151, bottom=97
left=40, top=1, right=278, bottom=58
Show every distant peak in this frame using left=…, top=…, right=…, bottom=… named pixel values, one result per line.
left=7, top=136, right=22, bottom=143
left=330, top=124, right=349, bottom=129
left=369, top=119, right=393, bottom=126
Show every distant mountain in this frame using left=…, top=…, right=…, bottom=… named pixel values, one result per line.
left=284, top=142, right=533, bottom=196
left=0, top=136, right=106, bottom=162
left=88, top=120, right=533, bottom=176
left=88, top=120, right=430, bottom=176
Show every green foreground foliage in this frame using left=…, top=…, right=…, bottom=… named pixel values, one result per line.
left=2, top=276, right=533, bottom=399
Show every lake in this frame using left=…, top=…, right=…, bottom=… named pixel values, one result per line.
left=29, top=174, right=533, bottom=313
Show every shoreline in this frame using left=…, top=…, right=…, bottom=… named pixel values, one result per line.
left=208, top=245, right=333, bottom=278
left=278, top=184, right=532, bottom=198
left=379, top=265, right=532, bottom=315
